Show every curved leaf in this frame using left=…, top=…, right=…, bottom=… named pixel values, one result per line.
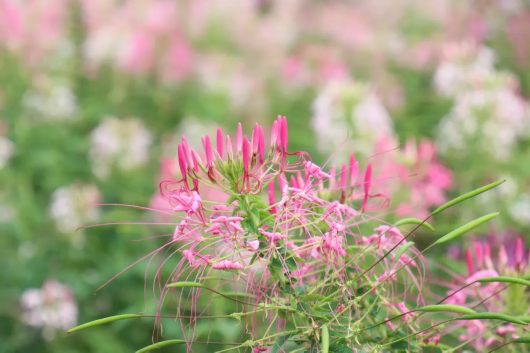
left=456, top=313, right=527, bottom=325
left=431, top=180, right=505, bottom=216
left=392, top=242, right=415, bottom=264
left=417, top=304, right=476, bottom=315
left=394, top=218, right=434, bottom=231
left=434, top=213, right=500, bottom=245
left=476, top=276, right=530, bottom=287
left=514, top=336, right=530, bottom=343
left=135, top=340, right=186, bottom=353
left=167, top=281, right=205, bottom=289
left=67, top=314, right=140, bottom=333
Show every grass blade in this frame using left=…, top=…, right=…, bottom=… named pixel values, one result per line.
left=67, top=314, right=140, bottom=333
left=435, top=213, right=499, bottom=245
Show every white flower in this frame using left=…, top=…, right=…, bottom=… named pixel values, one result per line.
left=20, top=280, right=78, bottom=341
left=89, top=117, right=152, bottom=178
left=311, top=79, right=394, bottom=160
left=0, top=136, right=14, bottom=169
left=50, top=183, right=101, bottom=240
left=23, top=84, right=77, bottom=120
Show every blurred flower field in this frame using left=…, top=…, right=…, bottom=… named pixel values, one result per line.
left=1, top=1, right=530, bottom=352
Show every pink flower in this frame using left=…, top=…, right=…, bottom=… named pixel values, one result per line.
left=247, top=240, right=260, bottom=251
left=259, top=228, right=287, bottom=243
left=386, top=318, right=396, bottom=331
left=182, top=250, right=211, bottom=269
left=396, top=302, right=415, bottom=322
left=212, top=260, right=244, bottom=271
left=172, top=191, right=202, bottom=213
left=465, top=269, right=499, bottom=284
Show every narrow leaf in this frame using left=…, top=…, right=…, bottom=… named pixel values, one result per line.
left=476, top=276, right=530, bottom=287
left=417, top=304, right=476, bottom=315
left=514, top=336, right=530, bottom=343
left=135, top=340, right=186, bottom=353
left=167, top=281, right=205, bottom=289
left=456, top=313, right=527, bottom=325
left=67, top=314, right=140, bottom=333
left=302, top=294, right=338, bottom=303
left=394, top=218, right=434, bottom=231
left=431, top=180, right=506, bottom=216
left=392, top=242, right=415, bottom=264
left=272, top=332, right=296, bottom=353
left=435, top=213, right=499, bottom=245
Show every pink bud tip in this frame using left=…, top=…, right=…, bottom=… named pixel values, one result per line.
left=361, top=164, right=372, bottom=212
left=258, top=126, right=265, bottom=163
left=484, top=243, right=493, bottom=269
left=181, top=137, right=194, bottom=169
left=243, top=136, right=250, bottom=173
left=252, top=123, right=260, bottom=154
left=341, top=163, right=347, bottom=191
left=236, top=122, right=243, bottom=153
left=466, top=249, right=474, bottom=276
left=216, top=128, right=223, bottom=158
left=280, top=116, right=288, bottom=152
left=474, top=242, right=483, bottom=269
left=226, top=135, right=233, bottom=157
left=290, top=175, right=298, bottom=188
left=516, top=238, right=524, bottom=267
left=349, top=154, right=357, bottom=183
left=204, top=135, right=213, bottom=167
left=191, top=149, right=204, bottom=167
left=278, top=173, right=287, bottom=191
left=499, top=245, right=508, bottom=267
left=271, top=121, right=278, bottom=148
left=177, top=144, right=187, bottom=180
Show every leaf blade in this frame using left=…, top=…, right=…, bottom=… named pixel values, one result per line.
left=67, top=314, right=140, bottom=333
left=434, top=213, right=499, bottom=244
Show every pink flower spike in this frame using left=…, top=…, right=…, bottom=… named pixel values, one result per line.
left=177, top=144, right=187, bottom=181
left=290, top=175, right=298, bottom=189
left=191, top=150, right=204, bottom=168
left=236, top=122, right=243, bottom=153
left=181, top=137, right=194, bottom=168
left=212, top=260, right=244, bottom=271
left=340, top=163, right=347, bottom=203
left=243, top=136, right=250, bottom=174
left=280, top=116, right=288, bottom=152
left=484, top=244, right=494, bottom=269
left=216, top=128, right=223, bottom=158
left=349, top=153, right=357, bottom=182
left=516, top=238, right=524, bottom=268
left=270, top=120, right=278, bottom=148
left=499, top=245, right=508, bottom=268
left=226, top=135, right=233, bottom=158
left=474, top=242, right=483, bottom=269
left=466, top=249, right=474, bottom=276
left=278, top=173, right=288, bottom=191
left=361, top=164, right=372, bottom=212
left=204, top=135, right=213, bottom=167
left=252, top=123, right=260, bottom=154
left=258, top=126, right=265, bottom=163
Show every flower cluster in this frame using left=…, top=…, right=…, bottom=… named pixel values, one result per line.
left=74, top=117, right=515, bottom=352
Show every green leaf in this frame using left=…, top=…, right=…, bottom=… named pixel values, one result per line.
left=226, top=195, right=239, bottom=205
left=67, top=314, right=140, bottom=333
left=434, top=213, right=500, bottom=244
left=476, top=276, right=530, bottom=287
left=417, top=304, right=476, bottom=315
left=272, top=332, right=296, bottom=353
left=456, top=313, right=527, bottom=325
left=329, top=343, right=355, bottom=353
left=167, top=281, right=205, bottom=289
left=135, top=340, right=186, bottom=353
left=270, top=257, right=297, bottom=272
left=514, top=336, right=530, bottom=343
left=392, top=242, right=415, bottom=264
left=394, top=218, right=434, bottom=231
left=431, top=179, right=506, bottom=215
left=301, top=294, right=338, bottom=303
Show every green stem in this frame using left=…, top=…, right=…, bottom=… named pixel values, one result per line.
left=321, top=325, right=329, bottom=353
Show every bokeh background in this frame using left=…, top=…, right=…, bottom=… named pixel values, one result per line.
left=1, top=0, right=530, bottom=352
